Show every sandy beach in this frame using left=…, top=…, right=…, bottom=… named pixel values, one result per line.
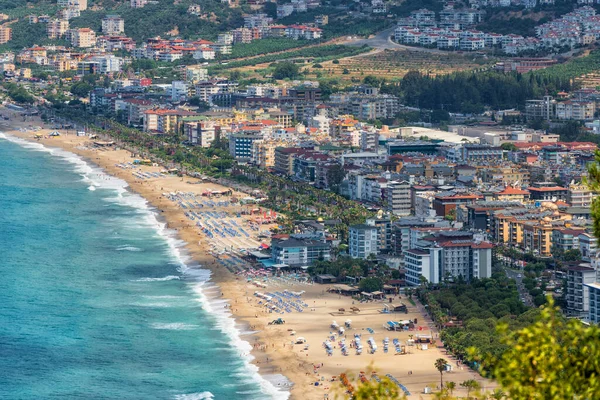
left=1, top=112, right=494, bottom=399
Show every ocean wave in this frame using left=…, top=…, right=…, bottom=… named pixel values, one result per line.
left=135, top=275, right=180, bottom=282
left=88, top=185, right=96, bottom=191
left=0, top=131, right=290, bottom=400
left=0, top=132, right=129, bottom=194
left=173, top=392, right=214, bottom=400
left=116, top=246, right=142, bottom=252
left=190, top=282, right=291, bottom=400
left=151, top=323, right=198, bottom=330
left=143, top=295, right=185, bottom=300
left=131, top=302, right=176, bottom=308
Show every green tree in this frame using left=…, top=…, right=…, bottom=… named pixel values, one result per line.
left=500, top=143, right=517, bottom=151
left=188, top=97, right=210, bottom=111
left=435, top=358, right=447, bottom=389
left=445, top=381, right=456, bottom=396
left=272, top=62, right=299, bottom=80
left=359, top=277, right=383, bottom=293
left=70, top=82, right=93, bottom=98
left=347, top=374, right=401, bottom=399
left=326, top=163, right=346, bottom=190
left=563, top=248, right=582, bottom=261
left=479, top=298, right=600, bottom=399
left=460, top=379, right=480, bottom=399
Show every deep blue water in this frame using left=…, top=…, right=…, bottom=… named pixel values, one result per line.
left=0, top=134, right=287, bottom=400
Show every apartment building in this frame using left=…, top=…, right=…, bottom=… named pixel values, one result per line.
left=567, top=266, right=596, bottom=316
left=433, top=191, right=483, bottom=217
left=349, top=224, right=379, bottom=259
left=131, top=0, right=148, bottom=8
left=568, top=183, right=595, bottom=207
left=229, top=132, right=264, bottom=162
left=47, top=19, right=69, bottom=39
left=184, top=66, right=209, bottom=83
left=525, top=96, right=555, bottom=120
left=585, top=282, right=600, bottom=322
left=58, top=0, right=87, bottom=11
left=70, top=28, right=96, bottom=48
left=271, top=236, right=331, bottom=266
left=405, top=231, right=493, bottom=286
left=184, top=121, right=217, bottom=147
left=555, top=100, right=595, bottom=121
left=0, top=27, right=11, bottom=44
left=384, top=180, right=411, bottom=216
left=366, top=217, right=393, bottom=253
left=579, top=232, right=598, bottom=262
left=101, top=15, right=124, bottom=36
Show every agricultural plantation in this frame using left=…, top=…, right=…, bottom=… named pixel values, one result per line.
left=311, top=49, right=498, bottom=83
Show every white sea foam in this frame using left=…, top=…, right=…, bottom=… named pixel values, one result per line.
left=143, top=295, right=185, bottom=300
left=131, top=302, right=175, bottom=308
left=116, top=245, right=142, bottom=252
left=134, top=275, right=180, bottom=282
left=88, top=185, right=96, bottom=191
left=151, top=323, right=198, bottom=330
left=0, top=131, right=290, bottom=400
left=173, top=392, right=214, bottom=400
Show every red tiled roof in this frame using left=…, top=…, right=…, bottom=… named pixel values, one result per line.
left=497, top=186, right=530, bottom=195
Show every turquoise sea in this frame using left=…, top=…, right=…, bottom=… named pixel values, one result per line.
left=0, top=133, right=289, bottom=400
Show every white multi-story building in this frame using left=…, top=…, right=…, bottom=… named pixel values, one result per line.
left=349, top=224, right=379, bottom=259
left=171, top=81, right=189, bottom=102
left=184, top=66, right=209, bottom=83
left=92, top=54, right=124, bottom=73
left=385, top=181, right=412, bottom=216
left=460, top=37, right=485, bottom=50
left=131, top=0, right=147, bottom=8
left=58, top=0, right=87, bottom=11
left=101, top=15, right=124, bottom=36
left=579, top=233, right=598, bottom=262
left=404, top=231, right=493, bottom=286
left=567, top=266, right=596, bottom=316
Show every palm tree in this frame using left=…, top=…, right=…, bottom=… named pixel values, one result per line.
left=460, top=379, right=480, bottom=399
left=445, top=381, right=456, bottom=396
left=434, top=358, right=447, bottom=389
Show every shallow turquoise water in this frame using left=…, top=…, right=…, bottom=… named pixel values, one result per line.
left=0, top=134, right=287, bottom=400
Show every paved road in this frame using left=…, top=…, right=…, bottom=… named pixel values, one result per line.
left=344, top=26, right=450, bottom=54
left=505, top=267, right=535, bottom=307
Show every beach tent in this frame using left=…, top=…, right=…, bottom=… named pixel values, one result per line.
left=49, top=131, right=60, bottom=136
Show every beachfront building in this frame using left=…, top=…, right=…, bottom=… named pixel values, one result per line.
left=270, top=236, right=331, bottom=266
left=366, top=217, right=392, bottom=253
left=349, top=224, right=379, bottom=259
left=404, top=231, right=493, bottom=286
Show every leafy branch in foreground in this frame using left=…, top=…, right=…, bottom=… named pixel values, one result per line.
left=476, top=298, right=600, bottom=400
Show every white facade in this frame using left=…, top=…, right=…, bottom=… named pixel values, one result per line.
left=101, top=15, right=124, bottom=35
left=349, top=225, right=379, bottom=259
